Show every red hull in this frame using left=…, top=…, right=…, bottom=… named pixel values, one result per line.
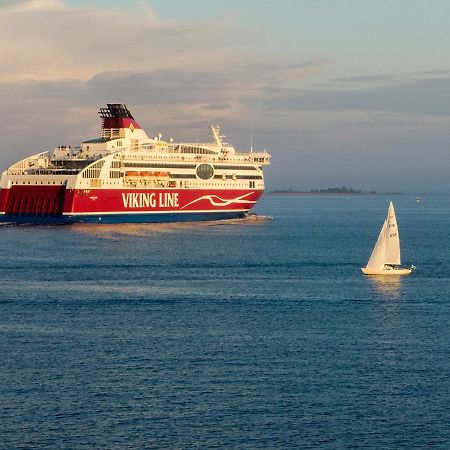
left=0, top=186, right=263, bottom=220
left=0, top=186, right=66, bottom=216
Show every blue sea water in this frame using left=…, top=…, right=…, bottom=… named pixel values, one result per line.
left=1, top=194, right=450, bottom=449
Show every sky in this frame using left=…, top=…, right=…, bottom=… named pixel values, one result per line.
left=1, top=0, right=450, bottom=192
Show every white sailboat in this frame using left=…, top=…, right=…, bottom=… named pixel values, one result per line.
left=361, top=202, right=415, bottom=275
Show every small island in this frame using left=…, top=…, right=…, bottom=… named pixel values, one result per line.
left=270, top=186, right=377, bottom=195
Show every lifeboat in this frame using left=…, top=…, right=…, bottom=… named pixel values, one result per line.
left=125, top=171, right=170, bottom=178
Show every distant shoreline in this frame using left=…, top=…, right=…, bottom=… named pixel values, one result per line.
left=267, top=191, right=402, bottom=196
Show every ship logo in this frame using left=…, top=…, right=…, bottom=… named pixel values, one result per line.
left=180, top=192, right=256, bottom=209
left=129, top=123, right=135, bottom=133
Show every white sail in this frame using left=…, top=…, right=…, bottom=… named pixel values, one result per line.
left=362, top=201, right=413, bottom=276
left=366, top=219, right=388, bottom=269
left=385, top=201, right=401, bottom=265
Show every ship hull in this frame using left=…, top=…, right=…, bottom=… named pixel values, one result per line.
left=66, top=211, right=247, bottom=224
left=0, top=211, right=247, bottom=224
left=361, top=267, right=413, bottom=275
left=0, top=186, right=262, bottom=224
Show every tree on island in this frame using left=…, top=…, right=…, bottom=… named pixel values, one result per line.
left=310, top=186, right=362, bottom=194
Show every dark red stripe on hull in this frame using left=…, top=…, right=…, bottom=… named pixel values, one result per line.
left=1, top=185, right=66, bottom=216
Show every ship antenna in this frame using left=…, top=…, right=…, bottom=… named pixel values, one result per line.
left=250, top=124, right=253, bottom=153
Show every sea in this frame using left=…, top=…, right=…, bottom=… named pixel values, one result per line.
left=1, top=193, right=449, bottom=449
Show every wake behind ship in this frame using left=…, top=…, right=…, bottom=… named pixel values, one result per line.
left=0, top=104, right=270, bottom=224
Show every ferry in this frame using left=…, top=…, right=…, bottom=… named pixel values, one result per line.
left=0, top=104, right=270, bottom=224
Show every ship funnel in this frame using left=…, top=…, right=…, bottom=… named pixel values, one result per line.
left=99, top=104, right=148, bottom=140
left=99, top=104, right=134, bottom=119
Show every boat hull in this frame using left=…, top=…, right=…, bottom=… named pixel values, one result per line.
left=361, top=267, right=413, bottom=275
left=0, top=186, right=262, bottom=224
left=0, top=210, right=247, bottom=224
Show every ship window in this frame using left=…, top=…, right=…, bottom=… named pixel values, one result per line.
left=196, top=163, right=214, bottom=180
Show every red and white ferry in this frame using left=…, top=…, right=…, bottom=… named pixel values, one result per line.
left=0, top=104, right=270, bottom=224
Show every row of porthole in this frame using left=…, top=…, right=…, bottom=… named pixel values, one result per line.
left=187, top=182, right=258, bottom=187
left=11, top=181, right=65, bottom=185
left=10, top=179, right=260, bottom=187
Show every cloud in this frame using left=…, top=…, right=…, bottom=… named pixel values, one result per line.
left=245, top=75, right=450, bottom=117
left=0, top=0, right=245, bottom=82
left=0, top=0, right=331, bottom=168
left=1, top=1, right=450, bottom=191
left=334, top=74, right=398, bottom=84
left=412, top=69, right=450, bottom=76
